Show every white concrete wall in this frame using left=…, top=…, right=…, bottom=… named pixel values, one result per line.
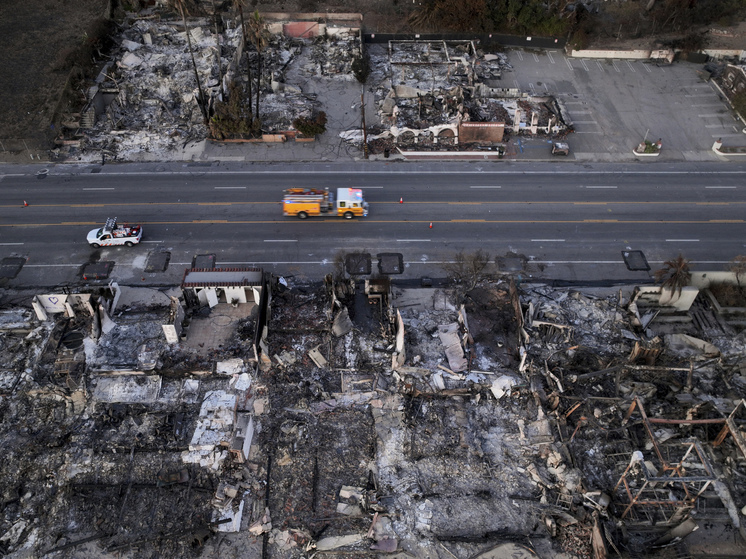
left=690, top=271, right=741, bottom=289
left=568, top=49, right=651, bottom=60
left=703, top=49, right=746, bottom=60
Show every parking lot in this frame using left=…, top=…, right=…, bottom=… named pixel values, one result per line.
left=504, top=49, right=744, bottom=161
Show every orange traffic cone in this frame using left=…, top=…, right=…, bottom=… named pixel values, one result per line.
left=400, top=197, right=403, bottom=204
left=429, top=222, right=433, bottom=229
left=23, top=200, right=28, bottom=207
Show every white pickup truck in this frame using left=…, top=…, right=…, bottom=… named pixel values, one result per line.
left=87, top=217, right=143, bottom=248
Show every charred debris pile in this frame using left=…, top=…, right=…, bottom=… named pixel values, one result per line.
left=63, top=9, right=353, bottom=161
left=53, top=5, right=570, bottom=161
left=366, top=40, right=570, bottom=152
left=1, top=273, right=746, bottom=558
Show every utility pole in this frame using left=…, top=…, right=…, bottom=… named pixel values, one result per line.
left=361, top=87, right=368, bottom=159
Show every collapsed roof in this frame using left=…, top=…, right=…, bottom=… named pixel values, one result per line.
left=367, top=40, right=571, bottom=149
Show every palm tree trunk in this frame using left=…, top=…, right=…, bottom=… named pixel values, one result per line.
left=237, top=4, right=252, bottom=117
left=179, top=1, right=208, bottom=124
left=256, top=49, right=261, bottom=117
left=212, top=0, right=223, bottom=98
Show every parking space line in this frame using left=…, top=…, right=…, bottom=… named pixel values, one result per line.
left=643, top=64, right=652, bottom=73
left=713, top=133, right=745, bottom=137
left=685, top=93, right=714, bottom=97
left=580, top=59, right=589, bottom=71
left=548, top=52, right=555, bottom=64
left=529, top=83, right=535, bottom=95
left=596, top=60, right=605, bottom=72
left=514, top=80, right=520, bottom=89
left=543, top=83, right=549, bottom=92
left=705, top=124, right=728, bottom=128
left=612, top=60, right=620, bottom=72
left=626, top=61, right=636, bottom=72
left=698, top=114, right=726, bottom=117
left=533, top=53, right=539, bottom=62
left=517, top=51, right=523, bottom=61
left=565, top=58, right=574, bottom=70
left=573, top=121, right=598, bottom=124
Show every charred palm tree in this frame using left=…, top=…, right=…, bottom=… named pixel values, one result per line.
left=212, top=0, right=224, bottom=98
left=246, top=11, right=270, bottom=118
left=173, top=0, right=208, bottom=123
left=234, top=0, right=252, bottom=117
left=654, top=254, right=691, bottom=297
left=730, top=255, right=746, bottom=300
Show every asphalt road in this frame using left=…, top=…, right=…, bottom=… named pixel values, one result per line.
left=2, top=163, right=746, bottom=287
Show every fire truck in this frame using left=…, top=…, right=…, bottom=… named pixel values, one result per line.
left=87, top=217, right=143, bottom=248
left=282, top=188, right=369, bottom=219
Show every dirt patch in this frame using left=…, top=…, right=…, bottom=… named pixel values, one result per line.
left=0, top=0, right=109, bottom=161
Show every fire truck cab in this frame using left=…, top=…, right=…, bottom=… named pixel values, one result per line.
left=282, top=188, right=369, bottom=219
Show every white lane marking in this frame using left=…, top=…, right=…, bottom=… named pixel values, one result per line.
left=584, top=186, right=617, bottom=189
left=0, top=242, right=24, bottom=245
left=580, top=59, right=589, bottom=71
left=264, top=239, right=298, bottom=242
left=214, top=186, right=246, bottom=189
left=573, top=120, right=598, bottom=124
left=692, top=104, right=722, bottom=107
left=141, top=240, right=164, bottom=243
left=83, top=187, right=115, bottom=190
left=572, top=110, right=593, bottom=114
left=397, top=239, right=431, bottom=242
left=705, top=186, right=736, bottom=189
left=470, top=186, right=501, bottom=189
left=705, top=124, right=729, bottom=128
left=548, top=52, right=555, bottom=64
left=356, top=186, right=384, bottom=189
left=532, top=239, right=565, bottom=242
left=698, top=114, right=726, bottom=117
left=685, top=93, right=714, bottom=97
left=24, top=264, right=81, bottom=268
left=712, top=133, right=744, bottom=137
left=626, top=61, right=636, bottom=72
left=666, top=239, right=699, bottom=242
left=573, top=131, right=604, bottom=134
left=565, top=58, right=574, bottom=70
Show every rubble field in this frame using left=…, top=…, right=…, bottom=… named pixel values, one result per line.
left=2, top=267, right=746, bottom=559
